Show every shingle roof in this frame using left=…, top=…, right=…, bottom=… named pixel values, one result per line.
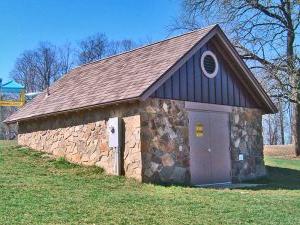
left=5, top=25, right=216, bottom=123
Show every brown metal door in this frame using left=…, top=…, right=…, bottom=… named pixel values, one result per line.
left=189, top=111, right=212, bottom=185
left=189, top=111, right=231, bottom=185
left=209, top=112, right=231, bottom=183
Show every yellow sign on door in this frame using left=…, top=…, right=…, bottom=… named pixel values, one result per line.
left=195, top=123, right=204, bottom=137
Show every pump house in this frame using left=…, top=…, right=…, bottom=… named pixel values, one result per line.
left=5, top=25, right=277, bottom=185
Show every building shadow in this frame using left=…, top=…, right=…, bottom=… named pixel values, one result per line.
left=240, top=166, right=300, bottom=191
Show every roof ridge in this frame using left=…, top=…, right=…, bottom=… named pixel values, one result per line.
left=34, top=25, right=218, bottom=101
left=72, top=24, right=218, bottom=70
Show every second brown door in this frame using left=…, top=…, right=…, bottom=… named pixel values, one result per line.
left=189, top=110, right=231, bottom=185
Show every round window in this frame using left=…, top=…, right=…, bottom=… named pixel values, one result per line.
left=200, top=51, right=218, bottom=78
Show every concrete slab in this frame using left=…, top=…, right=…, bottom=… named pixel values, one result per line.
left=194, top=183, right=266, bottom=189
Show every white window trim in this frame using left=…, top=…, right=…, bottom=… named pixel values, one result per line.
left=201, top=50, right=219, bottom=79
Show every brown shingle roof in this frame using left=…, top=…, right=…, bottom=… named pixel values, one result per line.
left=6, top=25, right=215, bottom=123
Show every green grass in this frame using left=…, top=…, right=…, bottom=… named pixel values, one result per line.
left=0, top=142, right=300, bottom=225
left=265, top=156, right=300, bottom=170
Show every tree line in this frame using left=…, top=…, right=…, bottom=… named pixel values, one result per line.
left=0, top=34, right=141, bottom=139
left=10, top=33, right=139, bottom=93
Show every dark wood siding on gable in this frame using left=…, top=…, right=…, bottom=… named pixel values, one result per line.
left=151, top=42, right=258, bottom=108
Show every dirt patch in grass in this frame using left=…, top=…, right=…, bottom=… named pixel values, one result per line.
left=0, top=140, right=17, bottom=146
left=264, top=144, right=300, bottom=160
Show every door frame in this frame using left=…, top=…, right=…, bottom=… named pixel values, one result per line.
left=185, top=101, right=233, bottom=185
left=185, top=101, right=233, bottom=113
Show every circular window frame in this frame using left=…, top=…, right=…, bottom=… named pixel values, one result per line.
left=200, top=50, right=219, bottom=79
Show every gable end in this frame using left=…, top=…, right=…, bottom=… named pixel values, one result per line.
left=144, top=26, right=277, bottom=114
left=151, top=41, right=259, bottom=109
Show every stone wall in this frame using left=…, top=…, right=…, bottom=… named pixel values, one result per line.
left=140, top=99, right=190, bottom=184
left=18, top=102, right=142, bottom=181
left=139, top=99, right=266, bottom=184
left=17, top=98, right=266, bottom=184
left=230, top=107, right=266, bottom=182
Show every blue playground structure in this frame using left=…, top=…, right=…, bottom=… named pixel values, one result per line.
left=0, top=79, right=25, bottom=107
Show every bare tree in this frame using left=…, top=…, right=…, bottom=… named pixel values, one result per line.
left=58, top=42, right=74, bottom=75
left=11, top=35, right=138, bottom=94
left=174, top=0, right=300, bottom=155
left=10, top=51, right=39, bottom=93
left=265, top=114, right=279, bottom=145
left=10, top=42, right=71, bottom=93
left=6, top=42, right=75, bottom=139
left=278, top=99, right=285, bottom=144
left=263, top=98, right=289, bottom=145
left=108, top=39, right=137, bottom=55
left=77, top=33, right=140, bottom=63
left=77, top=33, right=108, bottom=64
left=120, top=39, right=136, bottom=51
left=34, top=42, right=61, bottom=93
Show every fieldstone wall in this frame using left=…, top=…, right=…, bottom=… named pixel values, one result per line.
left=140, top=99, right=190, bottom=184
left=18, top=103, right=142, bottom=181
left=139, top=99, right=266, bottom=184
left=230, top=107, right=266, bottom=182
left=17, top=97, right=266, bottom=184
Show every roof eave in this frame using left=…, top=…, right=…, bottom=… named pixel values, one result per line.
left=4, top=97, right=140, bottom=124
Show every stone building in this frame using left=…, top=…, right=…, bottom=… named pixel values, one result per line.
left=5, top=25, right=277, bottom=185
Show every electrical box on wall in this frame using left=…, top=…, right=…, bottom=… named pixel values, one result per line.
left=107, top=117, right=121, bottom=148
left=238, top=154, right=244, bottom=161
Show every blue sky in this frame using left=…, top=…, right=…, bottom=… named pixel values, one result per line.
left=0, top=0, right=181, bottom=81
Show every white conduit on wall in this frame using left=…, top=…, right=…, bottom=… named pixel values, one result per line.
left=114, top=147, right=121, bottom=175
left=107, top=117, right=122, bottom=176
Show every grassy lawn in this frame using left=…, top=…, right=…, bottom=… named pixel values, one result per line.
left=1, top=142, right=300, bottom=225
left=265, top=156, right=300, bottom=171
